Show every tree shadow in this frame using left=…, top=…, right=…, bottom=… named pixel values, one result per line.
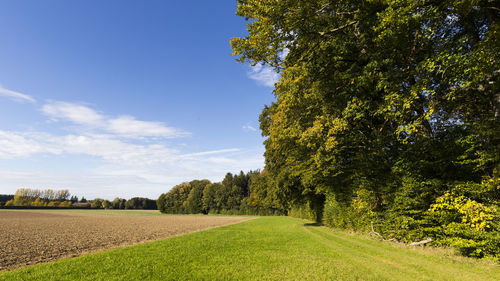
left=304, top=222, right=322, bottom=227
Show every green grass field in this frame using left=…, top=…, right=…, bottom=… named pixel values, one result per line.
left=1, top=216, right=498, bottom=280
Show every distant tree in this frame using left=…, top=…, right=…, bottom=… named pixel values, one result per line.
left=91, top=198, right=104, bottom=209
left=158, top=183, right=193, bottom=213
left=13, top=188, right=35, bottom=206
left=125, top=197, right=157, bottom=210
left=102, top=200, right=112, bottom=209
left=201, top=183, right=217, bottom=213
left=111, top=198, right=126, bottom=209
left=33, top=198, right=44, bottom=207
left=55, top=189, right=70, bottom=201
left=185, top=180, right=210, bottom=213
left=0, top=194, right=14, bottom=203
left=59, top=201, right=72, bottom=207
left=159, top=171, right=286, bottom=215
left=47, top=201, right=57, bottom=207
left=157, top=193, right=166, bottom=212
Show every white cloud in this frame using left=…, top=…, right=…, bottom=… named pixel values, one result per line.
left=0, top=131, right=178, bottom=166
left=0, top=87, right=36, bottom=103
left=0, top=130, right=257, bottom=169
left=0, top=131, right=59, bottom=158
left=0, top=131, right=265, bottom=199
left=0, top=98, right=265, bottom=199
left=107, top=115, right=188, bottom=138
left=180, top=148, right=240, bottom=158
left=0, top=149, right=264, bottom=199
left=248, top=63, right=279, bottom=87
left=242, top=125, right=257, bottom=132
left=42, top=101, right=104, bottom=125
left=42, top=101, right=189, bottom=139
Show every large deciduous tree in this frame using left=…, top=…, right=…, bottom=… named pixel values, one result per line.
left=231, top=0, right=499, bottom=255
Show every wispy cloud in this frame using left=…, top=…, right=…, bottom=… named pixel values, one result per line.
left=180, top=148, right=240, bottom=158
left=0, top=131, right=177, bottom=165
left=247, top=64, right=279, bottom=87
left=42, top=101, right=189, bottom=139
left=0, top=131, right=59, bottom=158
left=0, top=131, right=249, bottom=168
left=107, top=115, right=187, bottom=139
left=242, top=125, right=257, bottom=132
left=0, top=129, right=264, bottom=198
left=0, top=98, right=265, bottom=199
left=0, top=87, right=36, bottom=103
left=42, top=101, right=103, bottom=125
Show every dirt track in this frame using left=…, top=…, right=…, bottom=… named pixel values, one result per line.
left=0, top=210, right=249, bottom=271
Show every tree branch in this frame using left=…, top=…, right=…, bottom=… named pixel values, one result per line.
left=319, top=21, right=358, bottom=36
left=368, top=221, right=433, bottom=246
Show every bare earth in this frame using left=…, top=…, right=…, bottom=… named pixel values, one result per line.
left=0, top=210, right=250, bottom=271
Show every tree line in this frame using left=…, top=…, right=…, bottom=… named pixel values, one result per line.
left=231, top=0, right=499, bottom=259
left=157, top=171, right=286, bottom=215
left=1, top=188, right=156, bottom=210
left=0, top=194, right=14, bottom=206
left=91, top=197, right=157, bottom=210
left=3, top=188, right=73, bottom=207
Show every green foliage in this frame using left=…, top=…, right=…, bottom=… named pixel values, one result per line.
left=125, top=197, right=157, bottom=210
left=90, top=198, right=104, bottom=209
left=111, top=198, right=126, bottom=209
left=185, top=180, right=209, bottom=213
left=0, top=194, right=14, bottom=203
left=232, top=0, right=500, bottom=258
left=158, top=171, right=286, bottom=215
left=102, top=200, right=112, bottom=209
left=323, top=192, right=376, bottom=233
left=8, top=188, right=72, bottom=208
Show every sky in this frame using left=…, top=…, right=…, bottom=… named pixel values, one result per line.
left=0, top=0, right=279, bottom=200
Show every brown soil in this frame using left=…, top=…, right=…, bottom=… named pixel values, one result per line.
left=0, top=210, right=250, bottom=271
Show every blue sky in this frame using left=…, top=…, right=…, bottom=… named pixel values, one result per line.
left=0, top=0, right=278, bottom=199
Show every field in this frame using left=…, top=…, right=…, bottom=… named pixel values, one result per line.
left=0, top=212, right=498, bottom=281
left=0, top=209, right=249, bottom=271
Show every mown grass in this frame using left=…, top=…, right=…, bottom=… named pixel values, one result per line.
left=0, top=216, right=498, bottom=280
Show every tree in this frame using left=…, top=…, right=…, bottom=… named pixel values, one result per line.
left=102, top=200, right=112, bottom=209
left=231, top=0, right=499, bottom=256
left=125, top=197, right=157, bottom=210
left=111, top=198, right=126, bottom=209
left=185, top=180, right=210, bottom=213
left=0, top=194, right=14, bottom=203
left=91, top=198, right=104, bottom=209
left=201, top=183, right=217, bottom=213
left=157, top=193, right=166, bottom=212
left=56, top=189, right=70, bottom=201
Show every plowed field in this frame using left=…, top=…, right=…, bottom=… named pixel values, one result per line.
left=0, top=210, right=249, bottom=271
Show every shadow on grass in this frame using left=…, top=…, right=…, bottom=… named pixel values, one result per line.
left=304, top=222, right=323, bottom=227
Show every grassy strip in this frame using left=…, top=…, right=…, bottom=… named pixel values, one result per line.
left=4, top=209, right=256, bottom=217
left=0, top=217, right=497, bottom=280
left=1, top=209, right=164, bottom=216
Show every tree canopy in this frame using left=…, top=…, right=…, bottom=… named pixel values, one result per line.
left=231, top=0, right=499, bottom=259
